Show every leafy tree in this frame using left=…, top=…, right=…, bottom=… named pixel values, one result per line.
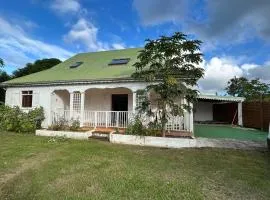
left=0, top=59, right=11, bottom=103
left=12, top=58, right=61, bottom=78
left=0, top=58, right=4, bottom=67
left=225, top=76, right=270, bottom=100
left=132, top=32, right=204, bottom=137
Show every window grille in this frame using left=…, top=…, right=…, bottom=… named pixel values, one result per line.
left=73, top=92, right=81, bottom=112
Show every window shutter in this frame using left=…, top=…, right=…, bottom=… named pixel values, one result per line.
left=33, top=91, right=40, bottom=108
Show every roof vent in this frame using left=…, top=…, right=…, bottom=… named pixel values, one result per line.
left=70, top=62, right=83, bottom=68
left=108, top=58, right=130, bottom=66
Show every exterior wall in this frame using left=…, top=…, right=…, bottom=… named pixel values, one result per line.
left=5, top=82, right=147, bottom=127
left=84, top=88, right=133, bottom=111
left=52, top=90, right=70, bottom=111
left=194, top=101, right=213, bottom=122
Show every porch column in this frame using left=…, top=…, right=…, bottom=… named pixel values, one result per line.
left=189, top=103, right=194, bottom=133
left=80, top=92, right=85, bottom=127
left=238, top=102, right=243, bottom=126
left=48, top=92, right=54, bottom=126
left=70, top=92, right=74, bottom=119
left=132, top=91, right=137, bottom=113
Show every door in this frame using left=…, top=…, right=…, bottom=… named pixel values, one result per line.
left=111, top=94, right=128, bottom=111
left=111, top=94, right=128, bottom=126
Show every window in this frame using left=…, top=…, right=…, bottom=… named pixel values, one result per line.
left=22, top=91, right=33, bottom=108
left=108, top=58, right=130, bottom=66
left=70, top=62, right=83, bottom=68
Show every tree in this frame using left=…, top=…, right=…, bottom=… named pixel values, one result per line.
left=0, top=58, right=4, bottom=67
left=132, top=32, right=204, bottom=137
left=0, top=59, right=11, bottom=103
left=225, top=76, right=270, bottom=100
left=12, top=58, right=61, bottom=78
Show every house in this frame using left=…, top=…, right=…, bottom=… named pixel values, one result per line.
left=1, top=48, right=244, bottom=134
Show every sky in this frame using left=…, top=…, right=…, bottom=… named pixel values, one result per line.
left=1, top=0, right=270, bottom=94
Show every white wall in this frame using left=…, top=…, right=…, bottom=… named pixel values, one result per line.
left=84, top=88, right=133, bottom=111
left=194, top=101, right=213, bottom=122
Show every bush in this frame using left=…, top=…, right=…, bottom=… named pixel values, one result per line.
left=126, top=116, right=160, bottom=136
left=0, top=105, right=45, bottom=133
left=48, top=118, right=80, bottom=132
left=70, top=119, right=80, bottom=131
left=48, top=117, right=69, bottom=131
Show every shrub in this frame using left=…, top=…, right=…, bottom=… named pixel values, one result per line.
left=0, top=105, right=45, bottom=133
left=48, top=117, right=69, bottom=131
left=48, top=118, right=80, bottom=132
left=70, top=119, right=80, bottom=131
left=126, top=116, right=160, bottom=136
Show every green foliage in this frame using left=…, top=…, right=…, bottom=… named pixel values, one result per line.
left=225, top=76, right=270, bottom=100
left=126, top=116, right=160, bottom=136
left=0, top=58, right=4, bottom=67
left=132, top=32, right=204, bottom=136
left=48, top=118, right=81, bottom=132
left=70, top=119, right=80, bottom=131
left=48, top=117, right=69, bottom=131
left=0, top=69, right=11, bottom=103
left=12, top=58, right=62, bottom=78
left=0, top=105, right=45, bottom=133
left=48, top=136, right=69, bottom=143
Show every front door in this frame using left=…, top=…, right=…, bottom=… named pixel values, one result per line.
left=111, top=94, right=128, bottom=126
left=111, top=94, right=128, bottom=111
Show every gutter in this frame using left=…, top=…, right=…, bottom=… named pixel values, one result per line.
left=0, top=78, right=144, bottom=88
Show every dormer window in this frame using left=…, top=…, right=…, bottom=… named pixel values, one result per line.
left=108, top=58, right=130, bottom=66
left=70, top=62, right=83, bottom=68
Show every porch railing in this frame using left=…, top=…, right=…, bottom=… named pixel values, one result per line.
left=51, top=110, right=185, bottom=131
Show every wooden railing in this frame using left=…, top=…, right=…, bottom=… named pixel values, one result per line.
left=51, top=110, right=185, bottom=131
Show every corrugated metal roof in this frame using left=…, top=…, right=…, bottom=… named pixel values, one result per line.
left=198, top=94, right=245, bottom=102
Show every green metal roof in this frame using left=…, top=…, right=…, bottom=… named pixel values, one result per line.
left=4, top=48, right=142, bottom=85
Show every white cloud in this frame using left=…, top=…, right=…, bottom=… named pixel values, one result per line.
left=112, top=43, right=126, bottom=50
left=0, top=17, right=73, bottom=68
left=51, top=0, right=81, bottom=14
left=63, top=18, right=109, bottom=51
left=198, top=57, right=243, bottom=93
left=198, top=57, right=270, bottom=94
left=64, top=18, right=128, bottom=51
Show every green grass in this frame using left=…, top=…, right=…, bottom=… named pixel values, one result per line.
left=0, top=132, right=270, bottom=200
left=194, top=124, right=268, bottom=141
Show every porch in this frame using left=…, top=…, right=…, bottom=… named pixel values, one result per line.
left=50, top=87, right=192, bottom=132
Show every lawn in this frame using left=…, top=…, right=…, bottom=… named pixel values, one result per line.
left=194, top=124, right=268, bottom=141
left=0, top=132, right=270, bottom=200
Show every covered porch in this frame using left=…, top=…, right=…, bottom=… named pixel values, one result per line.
left=50, top=87, right=192, bottom=133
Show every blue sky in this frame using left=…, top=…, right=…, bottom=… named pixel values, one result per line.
left=1, top=0, right=270, bottom=93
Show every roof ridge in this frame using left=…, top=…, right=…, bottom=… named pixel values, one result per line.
left=78, top=47, right=143, bottom=55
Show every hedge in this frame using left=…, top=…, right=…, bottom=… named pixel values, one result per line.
left=0, top=105, right=45, bottom=133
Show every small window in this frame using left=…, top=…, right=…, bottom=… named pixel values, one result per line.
left=70, top=62, right=83, bottom=68
left=108, top=58, right=130, bottom=66
left=22, top=91, right=33, bottom=108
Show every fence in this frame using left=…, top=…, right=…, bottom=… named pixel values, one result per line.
left=242, top=102, right=270, bottom=131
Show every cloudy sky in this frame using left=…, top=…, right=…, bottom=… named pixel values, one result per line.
left=1, top=0, right=270, bottom=94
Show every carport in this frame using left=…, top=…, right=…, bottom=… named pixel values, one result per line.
left=194, top=95, right=245, bottom=126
